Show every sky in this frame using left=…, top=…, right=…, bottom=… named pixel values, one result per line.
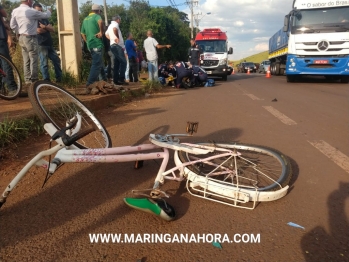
left=79, top=0, right=292, bottom=60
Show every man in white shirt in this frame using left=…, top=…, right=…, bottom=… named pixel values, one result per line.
left=143, top=30, right=171, bottom=81
left=10, top=0, right=51, bottom=91
left=105, top=15, right=128, bottom=86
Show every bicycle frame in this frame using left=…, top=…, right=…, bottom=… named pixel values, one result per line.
left=0, top=120, right=290, bottom=210
left=0, top=122, right=235, bottom=205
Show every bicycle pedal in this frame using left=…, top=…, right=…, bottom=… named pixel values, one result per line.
left=134, top=160, right=144, bottom=169
left=186, top=122, right=199, bottom=135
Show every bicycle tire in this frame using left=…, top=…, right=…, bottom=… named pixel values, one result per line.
left=0, top=54, right=22, bottom=100
left=28, top=80, right=112, bottom=149
left=177, top=142, right=292, bottom=192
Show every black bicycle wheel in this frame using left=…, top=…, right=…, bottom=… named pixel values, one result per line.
left=28, top=80, right=112, bottom=149
left=0, top=54, right=22, bottom=100
left=178, top=142, right=292, bottom=192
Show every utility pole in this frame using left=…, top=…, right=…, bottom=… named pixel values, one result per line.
left=194, top=12, right=211, bottom=35
left=194, top=12, right=201, bottom=35
left=187, top=0, right=198, bottom=39
left=103, top=0, right=108, bottom=26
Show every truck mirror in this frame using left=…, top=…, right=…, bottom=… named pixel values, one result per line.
left=283, top=15, right=289, bottom=32
left=228, top=47, right=233, bottom=54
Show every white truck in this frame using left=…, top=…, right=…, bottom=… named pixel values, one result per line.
left=269, top=0, right=349, bottom=83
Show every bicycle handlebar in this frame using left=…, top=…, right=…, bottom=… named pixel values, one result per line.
left=61, top=127, right=95, bottom=146
left=51, top=117, right=78, bottom=141
left=49, top=116, right=95, bottom=146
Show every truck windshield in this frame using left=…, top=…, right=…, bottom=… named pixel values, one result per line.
left=196, top=40, right=227, bottom=52
left=291, top=6, right=349, bottom=34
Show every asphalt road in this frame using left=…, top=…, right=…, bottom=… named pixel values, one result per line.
left=0, top=73, right=348, bottom=261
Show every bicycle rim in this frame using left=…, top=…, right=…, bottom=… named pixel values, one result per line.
left=0, top=54, right=22, bottom=100
left=178, top=143, right=292, bottom=191
left=28, top=80, right=112, bottom=149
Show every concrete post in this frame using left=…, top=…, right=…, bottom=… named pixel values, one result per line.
left=56, top=0, right=82, bottom=82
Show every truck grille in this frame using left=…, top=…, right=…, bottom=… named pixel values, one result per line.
left=202, top=60, right=219, bottom=66
left=304, top=48, right=343, bottom=52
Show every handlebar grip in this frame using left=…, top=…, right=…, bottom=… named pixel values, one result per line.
left=62, top=127, right=95, bottom=146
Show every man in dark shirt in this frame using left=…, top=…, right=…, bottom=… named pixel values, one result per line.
left=125, top=33, right=138, bottom=82
left=175, top=61, right=192, bottom=89
left=33, top=3, right=62, bottom=82
left=188, top=38, right=201, bottom=66
left=0, top=4, right=17, bottom=95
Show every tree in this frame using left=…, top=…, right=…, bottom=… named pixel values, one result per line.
left=2, top=0, right=20, bottom=18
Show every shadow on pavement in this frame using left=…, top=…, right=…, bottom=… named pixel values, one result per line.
left=301, top=181, right=349, bottom=261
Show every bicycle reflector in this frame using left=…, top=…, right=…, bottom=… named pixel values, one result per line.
left=186, top=122, right=199, bottom=135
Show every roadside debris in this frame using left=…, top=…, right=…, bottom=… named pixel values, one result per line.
left=212, top=242, right=222, bottom=249
left=287, top=222, right=305, bottom=230
left=272, top=98, right=277, bottom=102
left=75, top=81, right=126, bottom=95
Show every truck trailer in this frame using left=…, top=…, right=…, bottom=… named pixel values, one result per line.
left=195, top=28, right=233, bottom=81
left=268, top=0, right=349, bottom=83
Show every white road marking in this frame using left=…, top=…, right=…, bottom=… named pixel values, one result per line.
left=245, top=94, right=261, bottom=100
left=308, top=140, right=349, bottom=174
left=262, top=106, right=297, bottom=125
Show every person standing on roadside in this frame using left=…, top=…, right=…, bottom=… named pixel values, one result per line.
left=188, top=38, right=201, bottom=66
left=143, top=30, right=171, bottom=81
left=81, top=4, right=106, bottom=89
left=10, top=0, right=51, bottom=94
left=125, top=33, right=138, bottom=82
left=105, top=15, right=127, bottom=86
left=33, top=3, right=62, bottom=83
left=0, top=4, right=18, bottom=96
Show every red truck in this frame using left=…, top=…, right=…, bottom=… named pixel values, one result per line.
left=195, top=28, right=233, bottom=81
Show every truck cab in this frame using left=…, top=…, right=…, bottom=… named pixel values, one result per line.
left=281, top=0, right=349, bottom=82
left=195, top=28, right=233, bottom=81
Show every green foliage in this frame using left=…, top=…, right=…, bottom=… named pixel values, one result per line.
left=0, top=115, right=44, bottom=150
left=143, top=79, right=163, bottom=93
left=2, top=0, right=19, bottom=17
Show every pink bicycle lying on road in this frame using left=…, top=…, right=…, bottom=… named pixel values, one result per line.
left=0, top=81, right=292, bottom=221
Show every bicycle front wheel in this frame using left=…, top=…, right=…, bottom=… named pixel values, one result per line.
left=177, top=143, right=292, bottom=192
left=0, top=54, right=22, bottom=100
left=28, top=80, right=112, bottom=149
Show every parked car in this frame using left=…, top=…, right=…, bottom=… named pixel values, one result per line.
left=257, top=60, right=271, bottom=74
left=238, top=62, right=256, bottom=73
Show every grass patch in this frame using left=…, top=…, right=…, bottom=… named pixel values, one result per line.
left=0, top=115, right=44, bottom=156
left=142, top=80, right=163, bottom=93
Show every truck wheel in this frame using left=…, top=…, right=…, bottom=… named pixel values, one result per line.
left=270, top=63, right=275, bottom=75
left=222, top=75, right=227, bottom=81
left=340, top=76, right=349, bottom=83
left=275, top=63, right=280, bottom=75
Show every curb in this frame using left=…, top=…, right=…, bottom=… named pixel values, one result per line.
left=0, top=84, right=146, bottom=121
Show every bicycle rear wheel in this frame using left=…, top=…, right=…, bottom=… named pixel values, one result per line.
left=0, top=54, right=22, bottom=100
left=28, top=80, right=112, bottom=149
left=177, top=143, right=292, bottom=192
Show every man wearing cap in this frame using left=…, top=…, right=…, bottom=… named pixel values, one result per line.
left=81, top=4, right=106, bottom=88
left=10, top=0, right=51, bottom=93
left=105, top=15, right=127, bottom=86
left=143, top=29, right=171, bottom=81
